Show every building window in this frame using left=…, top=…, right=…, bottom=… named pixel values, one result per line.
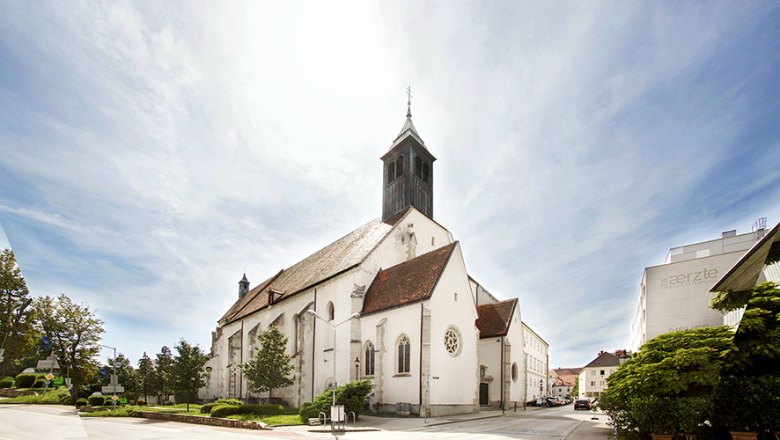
left=327, top=301, right=334, bottom=321
left=431, top=236, right=435, bottom=246
left=453, top=292, right=458, bottom=302
left=444, top=327, right=461, bottom=356
left=422, top=163, right=429, bottom=182
left=600, top=381, right=605, bottom=386
left=591, top=381, right=595, bottom=387
left=397, top=335, right=410, bottom=373
left=511, top=363, right=518, bottom=382
left=600, top=370, right=605, bottom=376
left=364, top=342, right=375, bottom=376
left=480, top=365, right=487, bottom=378
left=396, top=155, right=404, bottom=178
left=415, top=156, right=422, bottom=177
left=387, top=162, right=395, bottom=183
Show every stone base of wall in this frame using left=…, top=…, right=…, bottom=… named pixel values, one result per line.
left=428, top=404, right=479, bottom=417
left=134, top=411, right=268, bottom=430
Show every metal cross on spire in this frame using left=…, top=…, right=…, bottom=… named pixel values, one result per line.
left=406, top=86, right=412, bottom=117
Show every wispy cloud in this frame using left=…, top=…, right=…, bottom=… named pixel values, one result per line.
left=1, top=0, right=779, bottom=367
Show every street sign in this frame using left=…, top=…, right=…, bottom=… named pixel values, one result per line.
left=45, top=373, right=54, bottom=381
left=101, top=385, right=124, bottom=393
left=330, top=405, right=345, bottom=422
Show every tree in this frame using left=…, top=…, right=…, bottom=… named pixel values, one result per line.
left=170, top=339, right=208, bottom=411
left=571, top=381, right=578, bottom=399
left=600, top=326, right=733, bottom=436
left=106, top=354, right=139, bottom=401
left=154, top=346, right=173, bottom=404
left=34, top=294, right=104, bottom=402
left=242, top=326, right=293, bottom=401
left=0, top=249, right=38, bottom=376
left=137, top=352, right=156, bottom=405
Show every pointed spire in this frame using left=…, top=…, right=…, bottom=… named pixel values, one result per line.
left=238, top=273, right=250, bottom=298
left=391, top=86, right=425, bottom=149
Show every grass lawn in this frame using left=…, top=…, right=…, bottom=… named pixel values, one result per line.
left=225, top=413, right=304, bottom=426
left=0, top=388, right=70, bottom=404
left=80, top=404, right=207, bottom=417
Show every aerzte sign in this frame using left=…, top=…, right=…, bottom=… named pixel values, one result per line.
left=660, top=268, right=719, bottom=289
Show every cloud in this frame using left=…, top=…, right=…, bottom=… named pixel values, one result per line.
left=1, top=0, right=779, bottom=370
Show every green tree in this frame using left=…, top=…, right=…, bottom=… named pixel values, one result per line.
left=242, top=326, right=293, bottom=400
left=0, top=249, right=38, bottom=376
left=711, top=281, right=780, bottom=432
left=170, top=339, right=208, bottom=411
left=106, top=354, right=139, bottom=401
left=137, top=352, right=156, bottom=405
left=154, top=346, right=173, bottom=404
left=600, top=326, right=733, bottom=436
left=34, top=294, right=104, bottom=402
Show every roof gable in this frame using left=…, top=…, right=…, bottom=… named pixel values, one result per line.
left=583, top=352, right=621, bottom=368
left=475, top=299, right=517, bottom=338
left=361, top=242, right=458, bottom=315
left=221, top=217, right=400, bottom=324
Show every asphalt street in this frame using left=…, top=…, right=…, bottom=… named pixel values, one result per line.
left=0, top=403, right=610, bottom=440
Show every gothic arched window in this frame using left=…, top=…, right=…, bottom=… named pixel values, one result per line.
left=422, top=163, right=430, bottom=183
left=387, top=162, right=396, bottom=183
left=364, top=342, right=375, bottom=376
left=397, top=335, right=411, bottom=373
left=415, top=156, right=422, bottom=177
left=396, top=155, right=404, bottom=178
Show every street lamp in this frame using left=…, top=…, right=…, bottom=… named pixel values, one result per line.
left=306, top=310, right=360, bottom=422
left=99, top=344, right=118, bottom=407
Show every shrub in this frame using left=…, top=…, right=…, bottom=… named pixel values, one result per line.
left=14, top=374, right=41, bottom=388
left=0, top=376, right=14, bottom=388
left=200, top=402, right=219, bottom=414
left=241, top=404, right=284, bottom=416
left=215, top=398, right=243, bottom=405
left=210, top=404, right=243, bottom=418
left=299, top=380, right=372, bottom=423
left=75, top=398, right=88, bottom=407
left=88, top=395, right=107, bottom=406
left=31, top=378, right=47, bottom=388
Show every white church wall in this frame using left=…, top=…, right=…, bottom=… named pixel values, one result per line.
left=360, top=303, right=422, bottom=411
left=427, top=243, right=478, bottom=413
left=505, top=309, right=526, bottom=407
left=477, top=338, right=501, bottom=406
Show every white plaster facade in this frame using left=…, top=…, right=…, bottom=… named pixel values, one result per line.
left=577, top=352, right=620, bottom=399
left=522, top=322, right=548, bottom=403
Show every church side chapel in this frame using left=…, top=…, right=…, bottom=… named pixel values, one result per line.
left=203, top=92, right=530, bottom=416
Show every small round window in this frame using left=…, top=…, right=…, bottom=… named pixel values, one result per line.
left=444, top=327, right=461, bottom=356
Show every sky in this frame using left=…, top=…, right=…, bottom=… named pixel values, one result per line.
left=1, top=1, right=779, bottom=370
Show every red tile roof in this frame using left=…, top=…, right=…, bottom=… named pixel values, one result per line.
left=475, top=298, right=517, bottom=338
left=361, top=242, right=458, bottom=316
left=221, top=215, right=409, bottom=324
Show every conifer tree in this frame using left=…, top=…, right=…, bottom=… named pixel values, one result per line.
left=242, top=326, right=293, bottom=400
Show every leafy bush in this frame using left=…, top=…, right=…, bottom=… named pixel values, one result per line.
left=88, top=395, right=107, bottom=406
left=0, top=376, right=14, bottom=388
left=75, top=398, right=88, bottom=407
left=210, top=403, right=285, bottom=418
left=215, top=398, right=243, bottom=405
left=210, top=404, right=243, bottom=418
left=299, top=380, right=372, bottom=423
left=14, top=374, right=41, bottom=388
left=31, top=378, right=46, bottom=388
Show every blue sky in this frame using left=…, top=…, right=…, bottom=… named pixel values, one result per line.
left=1, top=1, right=779, bottom=369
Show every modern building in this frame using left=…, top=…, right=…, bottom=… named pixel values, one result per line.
left=630, top=228, right=765, bottom=352
left=202, top=99, right=544, bottom=416
left=549, top=368, right=580, bottom=398
left=523, top=322, right=548, bottom=403
left=577, top=351, right=622, bottom=399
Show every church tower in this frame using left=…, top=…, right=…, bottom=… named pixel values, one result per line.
left=381, top=89, right=436, bottom=222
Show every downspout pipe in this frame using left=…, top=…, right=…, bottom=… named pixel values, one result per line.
left=418, top=302, right=423, bottom=415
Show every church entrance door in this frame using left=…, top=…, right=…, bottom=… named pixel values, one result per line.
left=479, top=383, right=489, bottom=406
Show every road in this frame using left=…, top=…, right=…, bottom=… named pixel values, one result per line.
left=0, top=403, right=610, bottom=440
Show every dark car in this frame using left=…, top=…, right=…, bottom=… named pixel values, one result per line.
left=574, top=399, right=591, bottom=410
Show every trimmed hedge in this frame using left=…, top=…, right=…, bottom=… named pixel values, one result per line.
left=210, top=404, right=242, bottom=418
left=201, top=398, right=245, bottom=414
left=210, top=403, right=284, bottom=418
left=88, top=395, right=108, bottom=406
left=14, top=374, right=42, bottom=388
left=31, top=379, right=46, bottom=388
left=0, top=376, right=14, bottom=388
left=75, top=398, right=88, bottom=407
left=215, top=398, right=243, bottom=405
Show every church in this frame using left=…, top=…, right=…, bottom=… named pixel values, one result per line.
left=202, top=97, right=538, bottom=416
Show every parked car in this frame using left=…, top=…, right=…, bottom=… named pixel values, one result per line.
left=573, top=399, right=591, bottom=410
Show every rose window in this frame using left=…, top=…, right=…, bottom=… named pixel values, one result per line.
left=444, top=329, right=460, bottom=355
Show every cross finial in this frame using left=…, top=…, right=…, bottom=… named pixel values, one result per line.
left=406, top=86, right=412, bottom=117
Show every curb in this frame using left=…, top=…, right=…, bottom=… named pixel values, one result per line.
left=133, top=411, right=269, bottom=430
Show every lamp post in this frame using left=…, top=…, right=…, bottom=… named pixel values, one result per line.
left=354, top=357, right=360, bottom=380
left=99, top=344, right=118, bottom=407
left=306, top=310, right=360, bottom=413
